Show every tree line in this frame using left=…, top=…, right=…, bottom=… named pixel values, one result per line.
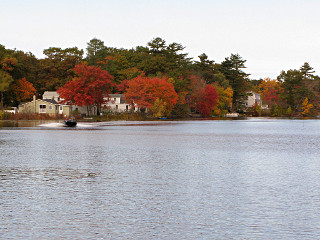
left=0, top=37, right=319, bottom=117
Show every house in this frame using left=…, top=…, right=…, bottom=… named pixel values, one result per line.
left=18, top=95, right=72, bottom=116
left=245, top=91, right=269, bottom=110
left=42, top=92, right=136, bottom=114
left=43, top=91, right=96, bottom=116
left=4, top=107, right=18, bottom=114
left=19, top=92, right=137, bottom=116
left=245, top=91, right=262, bottom=108
left=42, top=91, right=61, bottom=102
left=103, top=94, right=137, bottom=112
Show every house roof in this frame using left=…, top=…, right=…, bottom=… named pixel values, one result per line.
left=43, top=99, right=59, bottom=104
left=19, top=99, right=59, bottom=106
left=109, top=94, right=125, bottom=98
left=43, top=91, right=59, bottom=96
left=108, top=94, right=127, bottom=104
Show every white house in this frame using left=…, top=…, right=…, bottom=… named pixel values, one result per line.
left=245, top=91, right=262, bottom=108
left=103, top=94, right=137, bottom=112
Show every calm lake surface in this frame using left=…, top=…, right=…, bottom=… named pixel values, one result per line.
left=1, top=119, right=320, bottom=239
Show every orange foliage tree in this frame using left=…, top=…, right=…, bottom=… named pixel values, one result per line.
left=1, top=57, right=18, bottom=72
left=258, top=78, right=283, bottom=106
left=57, top=63, right=114, bottom=115
left=13, top=77, right=36, bottom=102
left=302, top=97, right=313, bottom=116
left=125, top=76, right=178, bottom=117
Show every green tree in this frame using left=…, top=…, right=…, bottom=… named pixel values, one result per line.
left=193, top=53, right=216, bottom=84
left=277, top=69, right=313, bottom=110
left=300, top=62, right=315, bottom=79
left=147, top=37, right=167, bottom=53
left=86, top=38, right=107, bottom=65
left=0, top=70, right=13, bottom=110
left=39, top=47, right=83, bottom=91
left=220, top=54, right=249, bottom=111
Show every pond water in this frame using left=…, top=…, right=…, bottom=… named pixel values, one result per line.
left=0, top=119, right=320, bottom=239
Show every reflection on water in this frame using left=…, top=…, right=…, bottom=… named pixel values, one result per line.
left=1, top=119, right=320, bottom=239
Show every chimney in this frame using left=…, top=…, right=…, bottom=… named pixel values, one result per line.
left=33, top=95, right=36, bottom=113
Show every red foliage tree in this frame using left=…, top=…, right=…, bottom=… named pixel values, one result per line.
left=185, top=75, right=206, bottom=109
left=125, top=76, right=178, bottom=115
left=258, top=78, right=282, bottom=106
left=13, top=77, right=36, bottom=102
left=57, top=63, right=114, bottom=115
left=116, top=79, right=129, bottom=93
left=195, top=85, right=219, bottom=117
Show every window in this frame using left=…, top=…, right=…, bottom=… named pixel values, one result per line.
left=39, top=104, right=46, bottom=113
left=116, top=105, right=118, bottom=110
left=55, top=105, right=58, bottom=111
left=60, top=106, right=63, bottom=110
left=49, top=105, right=52, bottom=110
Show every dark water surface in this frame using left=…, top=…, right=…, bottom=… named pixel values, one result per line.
left=1, top=119, right=320, bottom=239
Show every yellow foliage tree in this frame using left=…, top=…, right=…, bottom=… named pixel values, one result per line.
left=150, top=98, right=168, bottom=118
left=302, top=97, right=313, bottom=116
left=212, top=84, right=233, bottom=116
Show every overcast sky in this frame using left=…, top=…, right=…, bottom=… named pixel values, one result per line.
left=1, top=0, right=319, bottom=79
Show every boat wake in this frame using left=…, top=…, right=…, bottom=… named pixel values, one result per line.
left=38, top=122, right=100, bottom=129
left=38, top=122, right=64, bottom=128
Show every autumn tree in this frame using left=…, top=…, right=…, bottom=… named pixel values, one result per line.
left=213, top=84, right=233, bottom=116
left=125, top=76, right=178, bottom=117
left=301, top=97, right=313, bottom=116
left=13, top=77, right=36, bottom=102
left=185, top=75, right=219, bottom=116
left=258, top=78, right=283, bottom=106
left=57, top=63, right=114, bottom=116
left=194, top=85, right=219, bottom=117
left=1, top=56, right=18, bottom=71
left=184, top=75, right=205, bottom=112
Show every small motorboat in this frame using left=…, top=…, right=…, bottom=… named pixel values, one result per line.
left=64, top=118, right=77, bottom=127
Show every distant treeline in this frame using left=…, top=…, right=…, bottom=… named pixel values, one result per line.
left=0, top=37, right=319, bottom=117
